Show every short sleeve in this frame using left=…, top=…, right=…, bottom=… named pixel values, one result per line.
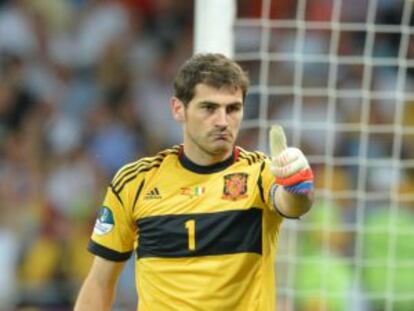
left=88, top=186, right=136, bottom=262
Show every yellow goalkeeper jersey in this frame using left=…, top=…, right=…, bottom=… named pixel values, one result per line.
left=89, top=145, right=284, bottom=311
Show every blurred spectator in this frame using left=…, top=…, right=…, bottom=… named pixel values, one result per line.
left=133, top=48, right=183, bottom=152
left=294, top=201, right=356, bottom=311
left=87, top=99, right=143, bottom=178
left=361, top=206, right=414, bottom=311
left=0, top=0, right=193, bottom=309
left=0, top=1, right=37, bottom=58
left=0, top=229, right=19, bottom=309
left=71, top=0, right=130, bottom=68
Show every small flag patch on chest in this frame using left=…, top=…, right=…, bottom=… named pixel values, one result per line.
left=180, top=186, right=205, bottom=198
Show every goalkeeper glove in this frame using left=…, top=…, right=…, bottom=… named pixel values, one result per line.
left=269, top=126, right=314, bottom=194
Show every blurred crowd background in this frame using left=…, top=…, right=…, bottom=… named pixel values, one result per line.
left=0, top=0, right=414, bottom=311
left=0, top=0, right=193, bottom=310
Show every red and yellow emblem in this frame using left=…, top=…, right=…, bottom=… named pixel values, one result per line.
left=222, top=173, right=248, bottom=201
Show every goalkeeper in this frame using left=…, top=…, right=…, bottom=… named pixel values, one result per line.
left=74, top=53, right=314, bottom=311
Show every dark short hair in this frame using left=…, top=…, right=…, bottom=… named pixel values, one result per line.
left=173, top=53, right=250, bottom=106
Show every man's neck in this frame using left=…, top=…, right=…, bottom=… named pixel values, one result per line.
left=178, top=145, right=236, bottom=174
left=182, top=144, right=233, bottom=166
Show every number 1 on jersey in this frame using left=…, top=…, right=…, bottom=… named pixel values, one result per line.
left=185, top=219, right=196, bottom=251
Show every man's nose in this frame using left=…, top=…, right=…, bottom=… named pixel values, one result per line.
left=215, top=108, right=228, bottom=128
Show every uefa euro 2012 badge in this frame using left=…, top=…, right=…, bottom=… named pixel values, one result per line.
left=93, top=206, right=115, bottom=235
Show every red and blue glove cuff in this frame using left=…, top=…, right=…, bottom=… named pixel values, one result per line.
left=275, top=168, right=314, bottom=195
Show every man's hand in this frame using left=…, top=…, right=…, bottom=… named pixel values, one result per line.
left=269, top=125, right=314, bottom=194
left=268, top=125, right=314, bottom=218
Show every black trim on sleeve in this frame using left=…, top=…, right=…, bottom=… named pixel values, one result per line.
left=109, top=184, right=124, bottom=205
left=88, top=240, right=133, bottom=262
left=132, top=179, right=145, bottom=211
left=257, top=161, right=266, bottom=203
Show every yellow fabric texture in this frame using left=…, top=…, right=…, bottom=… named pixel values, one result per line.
left=90, top=146, right=283, bottom=311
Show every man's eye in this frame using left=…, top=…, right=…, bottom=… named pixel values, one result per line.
left=227, top=105, right=241, bottom=113
left=203, top=105, right=215, bottom=111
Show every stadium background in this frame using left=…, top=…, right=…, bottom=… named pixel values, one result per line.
left=0, top=1, right=413, bottom=311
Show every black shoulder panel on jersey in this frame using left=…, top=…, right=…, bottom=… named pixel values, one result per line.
left=238, top=150, right=253, bottom=165
left=113, top=162, right=161, bottom=194
left=239, top=149, right=268, bottom=165
left=88, top=240, right=133, bottom=262
left=111, top=147, right=179, bottom=194
left=253, top=151, right=268, bottom=162
left=112, top=159, right=156, bottom=188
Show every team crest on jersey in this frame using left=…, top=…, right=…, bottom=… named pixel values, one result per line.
left=222, top=173, right=248, bottom=201
left=93, top=206, right=115, bottom=236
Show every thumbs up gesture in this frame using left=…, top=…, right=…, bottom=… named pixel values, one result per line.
left=269, top=125, right=314, bottom=194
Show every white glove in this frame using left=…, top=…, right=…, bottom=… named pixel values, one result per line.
left=269, top=126, right=313, bottom=194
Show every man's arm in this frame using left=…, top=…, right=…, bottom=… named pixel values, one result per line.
left=273, top=184, right=314, bottom=218
left=74, top=256, right=125, bottom=311
left=269, top=125, right=314, bottom=218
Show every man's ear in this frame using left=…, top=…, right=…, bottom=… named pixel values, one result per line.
left=171, top=97, right=186, bottom=123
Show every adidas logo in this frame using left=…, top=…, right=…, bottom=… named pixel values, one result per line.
left=144, top=187, right=162, bottom=200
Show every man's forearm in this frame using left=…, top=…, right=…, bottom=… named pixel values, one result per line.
left=74, top=273, right=117, bottom=311
left=274, top=185, right=314, bottom=218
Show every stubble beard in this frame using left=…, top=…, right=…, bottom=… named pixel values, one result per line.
left=187, top=129, right=234, bottom=158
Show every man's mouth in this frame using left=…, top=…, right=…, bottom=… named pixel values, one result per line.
left=211, top=132, right=231, bottom=141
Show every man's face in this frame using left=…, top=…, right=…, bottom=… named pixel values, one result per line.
left=181, top=83, right=244, bottom=158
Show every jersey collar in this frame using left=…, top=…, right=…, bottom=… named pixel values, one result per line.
left=178, top=145, right=240, bottom=174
